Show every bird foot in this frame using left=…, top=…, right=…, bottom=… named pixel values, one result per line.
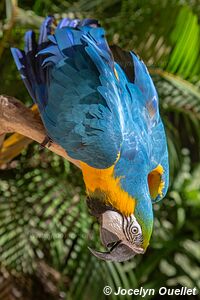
left=40, top=136, right=53, bottom=149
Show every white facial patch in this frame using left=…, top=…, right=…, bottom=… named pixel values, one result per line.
left=101, top=211, right=142, bottom=243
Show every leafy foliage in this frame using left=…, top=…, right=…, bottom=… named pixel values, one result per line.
left=0, top=147, right=199, bottom=300
left=0, top=0, right=200, bottom=300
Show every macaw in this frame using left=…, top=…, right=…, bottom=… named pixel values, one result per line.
left=11, top=16, right=169, bottom=262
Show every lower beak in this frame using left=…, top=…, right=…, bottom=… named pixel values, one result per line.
left=88, top=228, right=144, bottom=262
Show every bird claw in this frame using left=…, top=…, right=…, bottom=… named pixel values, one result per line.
left=40, top=136, right=53, bottom=149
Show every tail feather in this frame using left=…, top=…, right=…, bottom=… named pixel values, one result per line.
left=24, top=30, right=36, bottom=53
left=11, top=47, right=36, bottom=101
left=38, top=16, right=54, bottom=45
left=11, top=17, right=55, bottom=108
left=24, top=31, right=38, bottom=85
left=11, top=16, right=112, bottom=111
left=57, top=18, right=100, bottom=29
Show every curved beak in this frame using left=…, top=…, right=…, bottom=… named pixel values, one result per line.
left=89, top=230, right=144, bottom=262
left=88, top=211, right=145, bottom=262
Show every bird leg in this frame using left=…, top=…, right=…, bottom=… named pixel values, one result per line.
left=40, top=135, right=53, bottom=149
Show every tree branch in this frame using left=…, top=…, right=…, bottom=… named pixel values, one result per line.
left=0, top=95, right=80, bottom=168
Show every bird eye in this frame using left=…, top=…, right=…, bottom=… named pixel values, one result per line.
left=131, top=226, right=139, bottom=234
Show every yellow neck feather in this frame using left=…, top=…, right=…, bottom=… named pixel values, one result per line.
left=80, top=162, right=135, bottom=216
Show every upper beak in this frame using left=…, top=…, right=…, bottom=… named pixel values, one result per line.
left=88, top=228, right=144, bottom=262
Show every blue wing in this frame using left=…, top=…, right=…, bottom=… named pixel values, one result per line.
left=11, top=17, right=123, bottom=168
left=111, top=46, right=169, bottom=202
left=131, top=52, right=169, bottom=202
left=11, top=16, right=169, bottom=198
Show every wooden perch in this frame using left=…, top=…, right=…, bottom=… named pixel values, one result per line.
left=0, top=95, right=80, bottom=168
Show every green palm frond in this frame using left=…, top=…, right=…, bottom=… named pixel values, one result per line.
left=153, top=70, right=200, bottom=117
left=150, top=70, right=200, bottom=175
left=166, top=6, right=200, bottom=80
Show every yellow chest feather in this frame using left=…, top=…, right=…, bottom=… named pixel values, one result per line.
left=80, top=162, right=135, bottom=216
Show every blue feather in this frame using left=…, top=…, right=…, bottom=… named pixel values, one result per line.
left=11, top=16, right=170, bottom=252
left=11, top=16, right=169, bottom=203
left=38, top=16, right=54, bottom=45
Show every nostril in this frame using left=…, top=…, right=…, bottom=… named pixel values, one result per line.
left=108, top=240, right=122, bottom=252
left=107, top=241, right=116, bottom=248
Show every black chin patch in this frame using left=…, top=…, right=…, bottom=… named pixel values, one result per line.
left=86, top=192, right=116, bottom=218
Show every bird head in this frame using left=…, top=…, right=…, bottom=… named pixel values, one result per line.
left=88, top=207, right=152, bottom=262
left=81, top=154, right=167, bottom=262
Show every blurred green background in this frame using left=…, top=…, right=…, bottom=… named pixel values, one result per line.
left=0, top=0, right=200, bottom=299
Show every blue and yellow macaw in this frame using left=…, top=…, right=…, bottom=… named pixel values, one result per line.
left=11, top=16, right=169, bottom=262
